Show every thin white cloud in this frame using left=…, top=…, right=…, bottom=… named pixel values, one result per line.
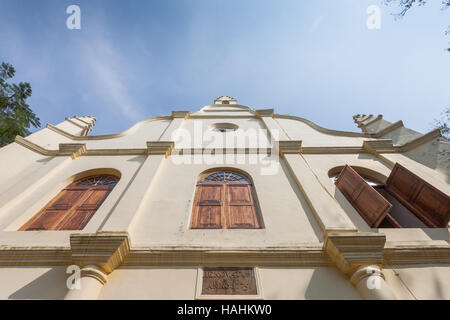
left=309, top=16, right=324, bottom=33
left=80, top=38, right=145, bottom=122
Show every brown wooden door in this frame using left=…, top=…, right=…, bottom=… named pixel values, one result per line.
left=386, top=163, right=450, bottom=227
left=335, top=165, right=392, bottom=227
left=20, top=175, right=118, bottom=231
left=191, top=171, right=260, bottom=229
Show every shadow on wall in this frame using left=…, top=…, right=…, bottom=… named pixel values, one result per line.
left=333, top=189, right=371, bottom=232
left=9, top=267, right=68, bottom=300
left=304, top=267, right=360, bottom=300
left=394, top=265, right=450, bottom=300
left=422, top=229, right=450, bottom=243
left=260, top=267, right=360, bottom=300
left=404, top=138, right=450, bottom=184
left=280, top=158, right=324, bottom=242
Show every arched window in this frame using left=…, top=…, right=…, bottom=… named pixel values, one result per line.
left=20, top=175, right=119, bottom=231
left=190, top=170, right=261, bottom=229
left=331, top=165, right=449, bottom=228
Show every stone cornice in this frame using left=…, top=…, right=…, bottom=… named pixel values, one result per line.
left=14, top=136, right=173, bottom=157
left=383, top=244, right=450, bottom=265
left=171, top=111, right=190, bottom=119
left=14, top=135, right=58, bottom=156
left=59, top=143, right=87, bottom=159
left=363, top=139, right=397, bottom=154
left=278, top=140, right=302, bottom=154
left=146, top=141, right=174, bottom=157
left=0, top=247, right=72, bottom=266
left=124, top=247, right=330, bottom=267
left=325, top=232, right=386, bottom=276
left=14, top=130, right=442, bottom=158
left=255, top=109, right=274, bottom=118
left=0, top=243, right=449, bottom=267
left=202, top=108, right=251, bottom=113
left=301, top=146, right=366, bottom=154
left=189, top=114, right=257, bottom=119
left=70, top=232, right=130, bottom=274
left=172, top=148, right=273, bottom=155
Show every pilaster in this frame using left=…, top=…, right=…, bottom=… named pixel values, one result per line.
left=65, top=231, right=130, bottom=300
left=325, top=232, right=397, bottom=300
left=256, top=109, right=290, bottom=141
left=158, top=111, right=190, bottom=141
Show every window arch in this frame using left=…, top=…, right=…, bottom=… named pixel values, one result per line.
left=190, top=170, right=261, bottom=229
left=19, top=175, right=119, bottom=231
left=330, top=164, right=448, bottom=228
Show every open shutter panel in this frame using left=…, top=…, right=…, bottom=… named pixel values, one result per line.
left=335, top=165, right=392, bottom=227
left=386, top=163, right=450, bottom=227
left=192, top=184, right=223, bottom=229
left=226, top=184, right=259, bottom=228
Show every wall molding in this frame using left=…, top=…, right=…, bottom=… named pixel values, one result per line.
left=325, top=232, right=386, bottom=276
left=46, top=116, right=172, bottom=141
left=275, top=114, right=372, bottom=138
left=70, top=232, right=130, bottom=273
left=255, top=109, right=275, bottom=118
left=0, top=243, right=448, bottom=267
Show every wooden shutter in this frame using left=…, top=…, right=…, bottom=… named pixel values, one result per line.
left=20, top=175, right=117, bottom=231
left=386, top=163, right=450, bottom=227
left=20, top=189, right=85, bottom=231
left=226, top=184, right=259, bottom=228
left=335, top=165, right=392, bottom=227
left=56, top=187, right=111, bottom=230
left=191, top=184, right=223, bottom=229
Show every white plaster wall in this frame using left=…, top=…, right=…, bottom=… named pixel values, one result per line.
left=0, top=155, right=145, bottom=246
left=98, top=267, right=198, bottom=299
left=275, top=118, right=367, bottom=147
left=258, top=267, right=361, bottom=299
left=0, top=143, right=50, bottom=190
left=25, top=127, right=73, bottom=149
left=129, top=154, right=323, bottom=247
left=84, top=119, right=171, bottom=149
left=0, top=267, right=68, bottom=300
left=98, top=266, right=361, bottom=300
left=174, top=118, right=270, bottom=149
left=385, top=265, right=450, bottom=300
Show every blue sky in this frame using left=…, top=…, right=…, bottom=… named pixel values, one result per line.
left=1, top=0, right=449, bottom=135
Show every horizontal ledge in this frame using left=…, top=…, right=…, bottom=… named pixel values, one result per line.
left=0, top=245, right=448, bottom=267
left=17, top=134, right=439, bottom=157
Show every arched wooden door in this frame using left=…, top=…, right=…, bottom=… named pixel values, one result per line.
left=190, top=170, right=261, bottom=229
left=20, top=175, right=119, bottom=231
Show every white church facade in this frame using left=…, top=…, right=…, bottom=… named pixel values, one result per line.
left=0, top=96, right=448, bottom=299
